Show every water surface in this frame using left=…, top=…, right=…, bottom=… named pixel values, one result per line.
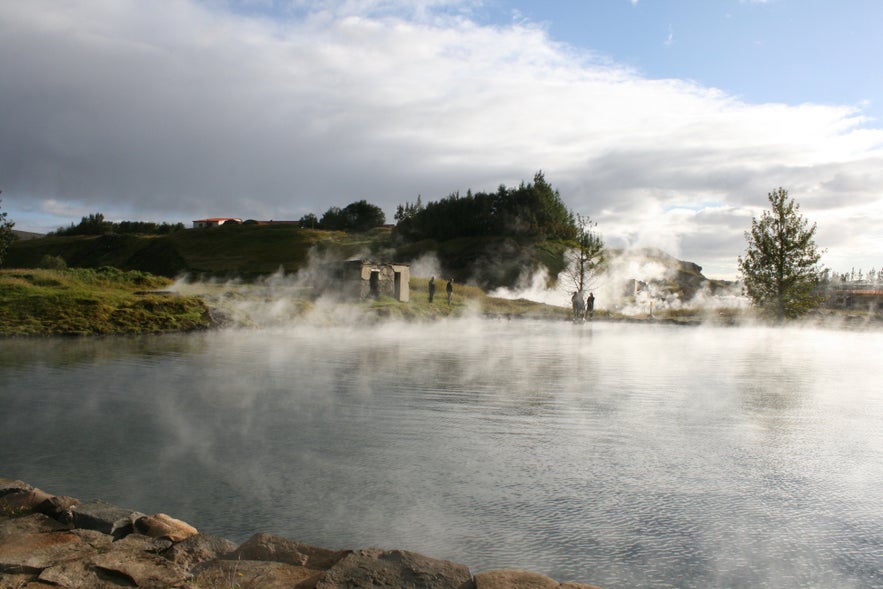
left=1, top=320, right=881, bottom=588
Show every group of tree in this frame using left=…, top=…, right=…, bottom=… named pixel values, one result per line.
left=821, top=267, right=880, bottom=285
left=54, top=213, right=185, bottom=236
left=394, top=172, right=578, bottom=242
left=0, top=181, right=836, bottom=323
left=299, top=199, right=386, bottom=232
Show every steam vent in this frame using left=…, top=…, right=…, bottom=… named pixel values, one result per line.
left=0, top=477, right=604, bottom=588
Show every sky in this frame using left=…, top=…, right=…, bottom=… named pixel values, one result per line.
left=2, top=0, right=882, bottom=279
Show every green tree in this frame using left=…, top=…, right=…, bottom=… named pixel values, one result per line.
left=298, top=213, right=319, bottom=229
left=0, top=195, right=15, bottom=267
left=56, top=212, right=112, bottom=235
left=393, top=172, right=578, bottom=242
left=738, top=187, right=825, bottom=320
left=319, top=200, right=385, bottom=232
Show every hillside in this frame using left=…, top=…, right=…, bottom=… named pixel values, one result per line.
left=5, top=224, right=722, bottom=297
left=0, top=267, right=212, bottom=336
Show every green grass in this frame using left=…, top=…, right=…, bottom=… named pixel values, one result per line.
left=0, top=267, right=213, bottom=336
left=361, top=277, right=568, bottom=321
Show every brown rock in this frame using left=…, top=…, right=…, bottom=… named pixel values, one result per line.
left=193, top=559, right=323, bottom=589
left=315, top=548, right=473, bottom=589
left=38, top=558, right=124, bottom=589
left=474, top=570, right=603, bottom=589
left=113, top=532, right=173, bottom=554
left=90, top=549, right=190, bottom=588
left=70, top=528, right=114, bottom=552
left=133, top=513, right=197, bottom=543
left=0, top=488, right=53, bottom=515
left=0, top=478, right=32, bottom=496
left=0, top=531, right=94, bottom=574
left=0, top=571, right=49, bottom=589
left=36, top=496, right=80, bottom=521
left=475, top=570, right=559, bottom=589
left=161, top=533, right=237, bottom=571
left=69, top=501, right=144, bottom=540
left=227, top=532, right=347, bottom=570
left=0, top=513, right=69, bottom=538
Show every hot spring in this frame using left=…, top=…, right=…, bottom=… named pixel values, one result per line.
left=1, top=319, right=881, bottom=588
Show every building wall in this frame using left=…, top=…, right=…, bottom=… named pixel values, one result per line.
left=348, top=261, right=409, bottom=302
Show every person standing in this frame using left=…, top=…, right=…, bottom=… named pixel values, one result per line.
left=446, top=278, right=454, bottom=304
left=428, top=276, right=436, bottom=303
left=586, top=292, right=595, bottom=318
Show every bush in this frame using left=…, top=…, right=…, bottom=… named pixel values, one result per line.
left=38, top=255, right=67, bottom=270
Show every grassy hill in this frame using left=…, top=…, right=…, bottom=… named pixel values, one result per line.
left=5, top=224, right=725, bottom=301
left=5, top=225, right=573, bottom=287
left=0, top=267, right=213, bottom=336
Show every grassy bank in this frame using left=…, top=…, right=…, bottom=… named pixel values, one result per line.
left=0, top=268, right=213, bottom=336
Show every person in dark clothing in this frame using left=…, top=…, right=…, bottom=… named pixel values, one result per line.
left=446, top=278, right=454, bottom=304
left=586, top=292, right=595, bottom=318
left=428, top=276, right=436, bottom=303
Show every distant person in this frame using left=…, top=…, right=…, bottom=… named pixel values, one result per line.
left=571, top=291, right=579, bottom=319
left=446, top=278, right=454, bottom=304
left=428, top=276, right=436, bottom=303
left=586, top=292, right=595, bottom=318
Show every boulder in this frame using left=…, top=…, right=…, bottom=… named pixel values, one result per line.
left=112, top=532, right=173, bottom=554
left=0, top=531, right=93, bottom=575
left=0, top=513, right=69, bottom=538
left=161, top=532, right=237, bottom=571
left=475, top=570, right=559, bottom=589
left=69, top=501, right=144, bottom=540
left=35, top=532, right=190, bottom=589
left=36, top=496, right=80, bottom=521
left=133, top=513, right=197, bottom=542
left=475, top=570, right=603, bottom=589
left=89, top=548, right=190, bottom=588
left=0, top=487, right=53, bottom=514
left=192, top=559, right=323, bottom=589
left=226, top=532, right=347, bottom=570
left=315, top=548, right=473, bottom=589
left=0, top=478, right=32, bottom=496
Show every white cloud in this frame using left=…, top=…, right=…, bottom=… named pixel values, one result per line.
left=1, top=0, right=881, bottom=278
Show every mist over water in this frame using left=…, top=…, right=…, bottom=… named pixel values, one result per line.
left=1, top=321, right=881, bottom=589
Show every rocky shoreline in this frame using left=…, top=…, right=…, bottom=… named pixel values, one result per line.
left=1, top=478, right=602, bottom=589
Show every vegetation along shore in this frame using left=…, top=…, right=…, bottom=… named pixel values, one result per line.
left=2, top=177, right=880, bottom=336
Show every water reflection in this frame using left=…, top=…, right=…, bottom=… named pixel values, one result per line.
left=1, top=321, right=881, bottom=589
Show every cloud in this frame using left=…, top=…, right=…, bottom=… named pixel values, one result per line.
left=1, top=0, right=881, bottom=278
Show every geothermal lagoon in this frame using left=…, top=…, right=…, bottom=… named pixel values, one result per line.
left=1, top=319, right=881, bottom=588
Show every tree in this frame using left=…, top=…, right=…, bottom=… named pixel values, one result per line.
left=0, top=195, right=15, bottom=267
left=298, top=213, right=319, bottom=229
left=340, top=199, right=386, bottom=232
left=393, top=172, right=578, bottom=242
left=561, top=213, right=604, bottom=297
left=738, top=187, right=825, bottom=320
left=319, top=200, right=385, bottom=232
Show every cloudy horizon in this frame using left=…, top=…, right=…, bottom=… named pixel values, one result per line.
left=2, top=0, right=882, bottom=279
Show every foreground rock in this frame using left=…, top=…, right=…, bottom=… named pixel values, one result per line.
left=1, top=477, right=603, bottom=588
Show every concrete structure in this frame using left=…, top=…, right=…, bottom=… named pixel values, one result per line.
left=340, top=259, right=410, bottom=302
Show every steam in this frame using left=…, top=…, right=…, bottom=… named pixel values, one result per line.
left=490, top=247, right=749, bottom=316
left=408, top=253, right=444, bottom=283
left=168, top=246, right=383, bottom=327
